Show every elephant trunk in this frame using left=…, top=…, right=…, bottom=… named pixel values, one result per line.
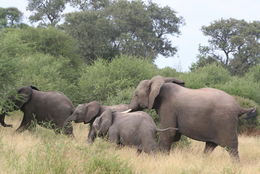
left=0, top=112, right=12, bottom=127
left=128, top=99, right=140, bottom=112
left=63, top=114, right=77, bottom=127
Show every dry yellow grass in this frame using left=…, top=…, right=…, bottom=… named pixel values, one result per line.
left=0, top=112, right=260, bottom=174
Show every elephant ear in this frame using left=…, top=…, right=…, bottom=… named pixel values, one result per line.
left=163, top=77, right=185, bottom=86
left=148, top=76, right=165, bottom=109
left=84, top=101, right=101, bottom=123
left=16, top=86, right=33, bottom=108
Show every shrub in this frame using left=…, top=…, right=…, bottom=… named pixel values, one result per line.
left=244, top=65, right=260, bottom=83
left=105, top=87, right=134, bottom=105
left=157, top=67, right=180, bottom=78
left=218, top=77, right=260, bottom=104
left=78, top=55, right=158, bottom=103
left=180, top=63, right=231, bottom=89
left=19, top=27, right=80, bottom=60
left=14, top=53, right=80, bottom=103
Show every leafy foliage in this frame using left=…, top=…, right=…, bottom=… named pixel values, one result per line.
left=27, top=0, right=68, bottom=26
left=181, top=63, right=231, bottom=89
left=0, top=7, right=23, bottom=28
left=78, top=55, right=158, bottom=103
left=193, top=18, right=260, bottom=75
left=0, top=27, right=82, bottom=105
left=63, top=0, right=183, bottom=63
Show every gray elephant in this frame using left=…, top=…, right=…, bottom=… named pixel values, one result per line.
left=125, top=75, right=256, bottom=160
left=63, top=101, right=129, bottom=143
left=92, top=109, right=178, bottom=154
left=0, top=86, right=74, bottom=135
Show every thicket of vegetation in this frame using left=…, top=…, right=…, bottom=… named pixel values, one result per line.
left=0, top=0, right=259, bottom=173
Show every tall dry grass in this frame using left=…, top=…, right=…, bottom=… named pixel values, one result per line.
left=0, top=112, right=259, bottom=174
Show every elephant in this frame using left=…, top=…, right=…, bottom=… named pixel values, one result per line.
left=92, top=109, right=178, bottom=154
left=63, top=101, right=130, bottom=143
left=0, top=86, right=74, bottom=135
left=125, top=75, right=257, bottom=160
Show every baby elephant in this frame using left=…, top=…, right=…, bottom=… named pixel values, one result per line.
left=93, top=109, right=177, bottom=154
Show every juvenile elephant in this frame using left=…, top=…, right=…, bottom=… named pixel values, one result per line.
left=92, top=109, right=178, bottom=154
left=0, top=86, right=74, bottom=135
left=125, top=75, right=256, bottom=160
left=63, top=101, right=129, bottom=143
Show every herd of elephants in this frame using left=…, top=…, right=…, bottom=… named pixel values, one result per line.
left=0, top=75, right=257, bottom=161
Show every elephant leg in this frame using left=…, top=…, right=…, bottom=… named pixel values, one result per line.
left=173, top=132, right=181, bottom=142
left=87, top=125, right=96, bottom=144
left=159, top=133, right=176, bottom=153
left=158, top=108, right=178, bottom=153
left=136, top=149, right=142, bottom=155
left=204, top=142, right=217, bottom=154
left=226, top=147, right=240, bottom=162
left=16, top=112, right=33, bottom=132
left=108, top=129, right=120, bottom=145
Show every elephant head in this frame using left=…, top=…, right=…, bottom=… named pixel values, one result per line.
left=15, top=86, right=39, bottom=109
left=64, top=101, right=101, bottom=126
left=0, top=86, right=39, bottom=127
left=129, top=76, right=185, bottom=111
left=93, top=109, right=113, bottom=137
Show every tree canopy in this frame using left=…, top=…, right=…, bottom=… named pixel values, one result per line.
left=192, top=18, right=260, bottom=75
left=63, top=0, right=183, bottom=63
left=0, top=7, right=23, bottom=28
left=27, top=0, right=68, bottom=26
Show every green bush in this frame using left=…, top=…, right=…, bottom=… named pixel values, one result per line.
left=0, top=28, right=32, bottom=58
left=19, top=27, right=80, bottom=60
left=78, top=55, right=158, bottom=103
left=0, top=27, right=82, bottom=104
left=157, top=67, right=180, bottom=78
left=218, top=77, right=260, bottom=104
left=244, top=65, right=260, bottom=83
left=180, top=63, right=231, bottom=89
left=15, top=53, right=80, bottom=103
left=105, top=87, right=134, bottom=105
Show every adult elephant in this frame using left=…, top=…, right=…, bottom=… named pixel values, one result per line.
left=0, top=86, right=74, bottom=135
left=63, top=101, right=129, bottom=143
left=125, top=75, right=256, bottom=160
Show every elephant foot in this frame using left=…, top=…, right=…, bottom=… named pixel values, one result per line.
left=1, top=123, right=13, bottom=127
left=136, top=149, right=142, bottom=155
left=15, top=127, right=27, bottom=133
left=87, top=138, right=94, bottom=144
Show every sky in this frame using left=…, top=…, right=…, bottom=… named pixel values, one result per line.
left=1, top=0, right=260, bottom=71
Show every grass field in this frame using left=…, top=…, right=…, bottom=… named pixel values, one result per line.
left=0, top=112, right=259, bottom=174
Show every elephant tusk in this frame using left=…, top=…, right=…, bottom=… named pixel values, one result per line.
left=121, top=109, right=132, bottom=113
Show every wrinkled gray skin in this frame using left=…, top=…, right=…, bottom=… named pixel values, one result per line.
left=127, top=75, right=256, bottom=160
left=64, top=101, right=129, bottom=143
left=93, top=109, right=178, bottom=154
left=0, top=86, right=74, bottom=135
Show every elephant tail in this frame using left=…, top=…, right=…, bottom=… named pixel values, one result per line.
left=156, top=127, right=178, bottom=132
left=239, top=107, right=257, bottom=119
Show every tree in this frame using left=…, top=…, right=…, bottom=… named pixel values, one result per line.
left=194, top=18, right=260, bottom=75
left=69, top=0, right=110, bottom=11
left=63, top=0, right=183, bottom=63
left=27, top=0, right=68, bottom=26
left=0, top=7, right=23, bottom=28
